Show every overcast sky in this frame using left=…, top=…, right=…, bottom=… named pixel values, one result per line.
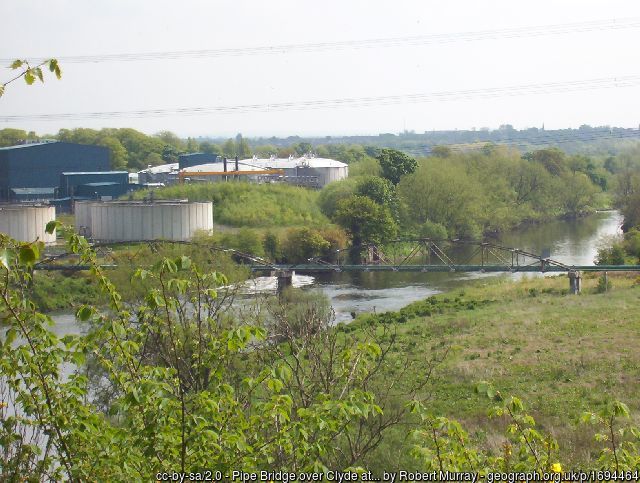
left=1, top=0, right=640, bottom=138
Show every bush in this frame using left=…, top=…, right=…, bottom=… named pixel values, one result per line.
left=282, top=227, right=331, bottom=263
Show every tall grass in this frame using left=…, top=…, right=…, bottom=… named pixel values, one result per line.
left=133, top=182, right=328, bottom=227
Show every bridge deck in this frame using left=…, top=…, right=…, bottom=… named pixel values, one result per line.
left=250, top=264, right=640, bottom=273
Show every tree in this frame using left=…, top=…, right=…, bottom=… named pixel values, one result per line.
left=0, top=228, right=387, bottom=478
left=376, top=148, right=417, bottom=185
left=282, top=227, right=330, bottom=263
left=334, top=195, right=397, bottom=262
left=199, top=141, right=221, bottom=156
left=356, top=176, right=395, bottom=206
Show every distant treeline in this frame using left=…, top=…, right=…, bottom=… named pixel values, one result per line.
left=1, top=124, right=639, bottom=171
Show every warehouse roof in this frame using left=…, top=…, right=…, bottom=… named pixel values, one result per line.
left=239, top=156, right=348, bottom=169
left=138, top=163, right=179, bottom=174
left=0, top=141, right=58, bottom=150
left=10, top=187, right=56, bottom=195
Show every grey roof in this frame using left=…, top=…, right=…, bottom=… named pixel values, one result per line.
left=61, top=171, right=128, bottom=175
left=0, top=141, right=59, bottom=150
left=239, top=156, right=348, bottom=169
left=10, top=187, right=56, bottom=195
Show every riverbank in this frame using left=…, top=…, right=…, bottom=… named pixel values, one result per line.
left=349, top=272, right=640, bottom=471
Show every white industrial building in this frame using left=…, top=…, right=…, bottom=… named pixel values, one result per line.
left=74, top=200, right=213, bottom=242
left=0, top=204, right=56, bottom=244
left=137, top=163, right=179, bottom=185
left=243, top=156, right=349, bottom=187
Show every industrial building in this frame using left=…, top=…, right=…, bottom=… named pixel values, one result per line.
left=178, top=153, right=218, bottom=170
left=0, top=204, right=56, bottom=244
left=137, top=163, right=179, bottom=185
left=0, top=141, right=110, bottom=201
left=240, top=155, right=349, bottom=187
left=74, top=200, right=213, bottom=242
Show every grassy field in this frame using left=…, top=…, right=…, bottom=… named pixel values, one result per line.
left=349, top=272, right=640, bottom=470
left=132, top=182, right=329, bottom=227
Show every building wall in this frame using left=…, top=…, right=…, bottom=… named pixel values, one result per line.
left=59, top=171, right=128, bottom=197
left=0, top=142, right=110, bottom=200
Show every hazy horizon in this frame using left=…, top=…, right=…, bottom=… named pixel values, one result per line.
left=2, top=0, right=640, bottom=138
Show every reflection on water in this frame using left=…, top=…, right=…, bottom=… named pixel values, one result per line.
left=308, top=211, right=623, bottom=323
left=46, top=211, right=623, bottom=326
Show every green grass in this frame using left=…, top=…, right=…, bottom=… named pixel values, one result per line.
left=345, top=273, right=640, bottom=470
left=132, top=182, right=329, bottom=227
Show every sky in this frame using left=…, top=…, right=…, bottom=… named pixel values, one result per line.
left=1, top=0, right=640, bottom=138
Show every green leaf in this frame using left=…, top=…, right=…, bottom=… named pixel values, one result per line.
left=76, top=305, right=93, bottom=321
left=0, top=84, right=5, bottom=98
left=0, top=249, right=10, bottom=270
left=24, top=70, right=35, bottom=85
left=10, top=59, right=23, bottom=69
left=45, top=220, right=60, bottom=234
left=18, top=246, right=37, bottom=266
left=176, top=255, right=191, bottom=270
left=35, top=67, right=44, bottom=83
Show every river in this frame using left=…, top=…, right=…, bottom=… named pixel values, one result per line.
left=47, top=210, right=623, bottom=330
left=251, top=210, right=624, bottom=323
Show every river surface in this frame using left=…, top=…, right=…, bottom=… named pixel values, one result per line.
left=246, top=210, right=624, bottom=323
left=47, top=210, right=623, bottom=329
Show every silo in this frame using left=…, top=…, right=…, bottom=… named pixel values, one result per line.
left=74, top=200, right=93, bottom=237
left=88, top=200, right=213, bottom=242
left=0, top=204, right=56, bottom=244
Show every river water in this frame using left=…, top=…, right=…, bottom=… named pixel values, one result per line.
left=249, top=210, right=624, bottom=323
left=48, top=210, right=623, bottom=329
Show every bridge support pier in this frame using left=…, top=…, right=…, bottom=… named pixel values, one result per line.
left=274, top=270, right=294, bottom=295
left=568, top=271, right=582, bottom=295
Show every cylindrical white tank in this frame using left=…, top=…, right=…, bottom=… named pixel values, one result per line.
left=74, top=201, right=93, bottom=237
left=88, top=201, right=213, bottom=242
left=0, top=204, right=56, bottom=244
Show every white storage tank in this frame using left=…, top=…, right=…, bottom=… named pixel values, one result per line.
left=74, top=200, right=93, bottom=237
left=87, top=200, right=213, bottom=242
left=0, top=204, right=56, bottom=244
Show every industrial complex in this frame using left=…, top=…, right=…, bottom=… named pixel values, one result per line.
left=0, top=140, right=349, bottom=244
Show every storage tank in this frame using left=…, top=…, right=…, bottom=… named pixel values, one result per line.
left=74, top=200, right=93, bottom=237
left=87, top=200, right=213, bottom=242
left=0, top=204, right=56, bottom=244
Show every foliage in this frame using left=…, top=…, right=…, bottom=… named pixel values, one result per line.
left=0, top=59, right=61, bottom=98
left=334, top=195, right=397, bottom=253
left=376, top=148, right=418, bottom=185
left=281, top=227, right=331, bottom=263
left=0, top=229, right=387, bottom=478
left=134, top=182, right=328, bottom=227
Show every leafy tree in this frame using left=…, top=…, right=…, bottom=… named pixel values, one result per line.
left=376, top=148, right=417, bottom=185
left=334, top=195, right=397, bottom=262
left=282, top=227, right=330, bottom=263
left=263, top=231, right=280, bottom=261
left=356, top=176, right=395, bottom=206
left=154, top=131, right=185, bottom=150
left=222, top=138, right=236, bottom=158
left=0, top=228, right=386, bottom=478
left=199, top=141, right=221, bottom=156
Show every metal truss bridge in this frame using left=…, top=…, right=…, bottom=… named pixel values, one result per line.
left=248, top=238, right=640, bottom=274
left=36, top=238, right=640, bottom=294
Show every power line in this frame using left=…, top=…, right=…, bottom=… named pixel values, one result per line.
left=2, top=17, right=639, bottom=65
left=2, top=75, right=639, bottom=122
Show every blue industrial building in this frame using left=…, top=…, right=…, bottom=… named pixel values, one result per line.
left=178, top=152, right=218, bottom=170
left=59, top=171, right=129, bottom=197
left=0, top=141, right=110, bottom=201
